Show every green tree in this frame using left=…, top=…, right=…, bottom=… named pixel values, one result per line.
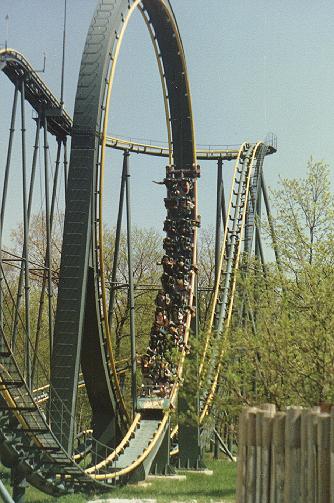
left=217, top=158, right=334, bottom=419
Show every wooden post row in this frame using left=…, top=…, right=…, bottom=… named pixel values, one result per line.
left=236, top=405, right=334, bottom=503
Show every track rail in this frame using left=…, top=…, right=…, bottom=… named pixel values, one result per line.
left=106, top=135, right=276, bottom=160
left=198, top=143, right=248, bottom=379
left=0, top=49, right=71, bottom=139
left=199, top=142, right=268, bottom=423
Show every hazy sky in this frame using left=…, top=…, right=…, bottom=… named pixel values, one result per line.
left=1, top=0, right=334, bottom=240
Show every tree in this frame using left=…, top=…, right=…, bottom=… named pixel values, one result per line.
left=197, top=226, right=216, bottom=328
left=104, top=226, right=162, bottom=363
left=217, top=158, right=334, bottom=416
left=270, top=157, right=334, bottom=271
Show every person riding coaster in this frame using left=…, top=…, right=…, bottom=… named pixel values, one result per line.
left=140, top=161, right=197, bottom=399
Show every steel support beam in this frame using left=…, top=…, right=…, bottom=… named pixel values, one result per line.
left=214, top=158, right=227, bottom=285
left=254, top=166, right=266, bottom=276
left=0, top=477, right=14, bottom=503
left=43, top=116, right=54, bottom=361
left=261, top=172, right=282, bottom=271
left=255, top=171, right=262, bottom=260
left=215, top=159, right=223, bottom=284
left=220, top=162, right=227, bottom=231
left=0, top=85, right=18, bottom=340
left=12, top=117, right=41, bottom=350
left=20, top=79, right=31, bottom=391
left=32, top=139, right=62, bottom=383
left=63, top=138, right=68, bottom=195
left=124, top=152, right=137, bottom=416
left=108, top=152, right=127, bottom=332
left=213, top=427, right=235, bottom=462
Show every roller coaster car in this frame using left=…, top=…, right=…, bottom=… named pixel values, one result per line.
left=137, top=396, right=170, bottom=412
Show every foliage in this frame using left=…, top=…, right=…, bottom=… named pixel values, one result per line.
left=216, top=158, right=334, bottom=419
left=104, top=225, right=162, bottom=361
left=269, top=157, right=334, bottom=270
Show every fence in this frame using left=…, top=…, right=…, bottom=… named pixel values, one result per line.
left=236, top=404, right=333, bottom=503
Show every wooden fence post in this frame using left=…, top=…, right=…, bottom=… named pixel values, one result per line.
left=318, top=413, right=330, bottom=503
left=261, top=404, right=276, bottom=415
left=284, top=407, right=302, bottom=503
left=300, top=410, right=310, bottom=502
left=235, top=405, right=334, bottom=503
left=261, top=412, right=273, bottom=503
left=236, top=408, right=250, bottom=503
left=246, top=409, right=257, bottom=503
left=272, top=411, right=285, bottom=503
left=306, top=409, right=319, bottom=503
left=255, top=411, right=264, bottom=503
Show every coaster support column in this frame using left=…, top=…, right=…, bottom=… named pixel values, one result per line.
left=125, top=151, right=137, bottom=416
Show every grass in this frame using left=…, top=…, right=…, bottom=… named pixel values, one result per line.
left=1, top=457, right=236, bottom=502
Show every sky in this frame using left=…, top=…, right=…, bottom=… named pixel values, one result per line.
left=1, top=0, right=334, bottom=243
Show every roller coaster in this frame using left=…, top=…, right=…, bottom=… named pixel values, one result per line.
left=0, top=1, right=278, bottom=501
